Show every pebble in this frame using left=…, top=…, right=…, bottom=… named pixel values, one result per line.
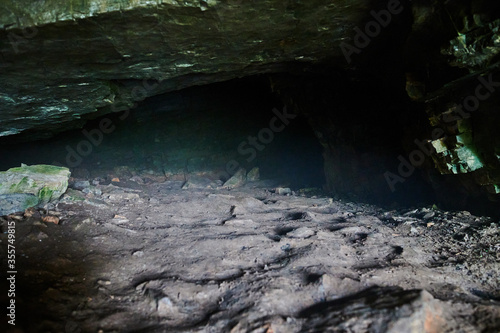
left=280, top=243, right=291, bottom=251
left=423, top=211, right=436, bottom=219
left=111, top=215, right=129, bottom=224
left=287, top=227, right=315, bottom=239
left=224, top=219, right=258, bottom=227
left=42, top=215, right=60, bottom=224
left=157, top=297, right=178, bottom=317
left=73, top=180, right=90, bottom=190
left=97, top=279, right=111, bottom=286
left=132, top=250, right=144, bottom=257
left=107, top=193, right=140, bottom=202
left=275, top=187, right=292, bottom=195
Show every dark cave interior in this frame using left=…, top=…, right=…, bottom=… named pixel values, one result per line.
left=0, top=72, right=446, bottom=212
left=0, top=76, right=324, bottom=188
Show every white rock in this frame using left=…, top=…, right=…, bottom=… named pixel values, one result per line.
left=287, top=227, right=315, bottom=238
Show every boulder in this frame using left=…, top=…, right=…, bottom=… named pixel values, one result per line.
left=0, top=164, right=71, bottom=214
left=223, top=168, right=247, bottom=189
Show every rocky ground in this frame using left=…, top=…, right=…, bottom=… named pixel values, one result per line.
left=1, top=171, right=499, bottom=333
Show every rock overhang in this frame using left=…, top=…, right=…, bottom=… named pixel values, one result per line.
left=0, top=0, right=386, bottom=140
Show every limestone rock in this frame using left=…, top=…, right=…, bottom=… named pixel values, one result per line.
left=223, top=168, right=246, bottom=189
left=0, top=193, right=39, bottom=216
left=0, top=164, right=70, bottom=207
left=246, top=167, right=260, bottom=182
left=157, top=297, right=182, bottom=319
left=388, top=290, right=449, bottom=333
left=287, top=227, right=315, bottom=239
left=182, top=175, right=219, bottom=189
left=71, top=180, right=90, bottom=190
left=300, top=287, right=454, bottom=332
left=275, top=187, right=292, bottom=195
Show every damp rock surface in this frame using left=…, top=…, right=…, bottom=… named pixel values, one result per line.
left=0, top=193, right=39, bottom=216
left=0, top=164, right=70, bottom=214
left=0, top=175, right=498, bottom=332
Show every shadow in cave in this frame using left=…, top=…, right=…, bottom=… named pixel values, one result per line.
left=0, top=212, right=96, bottom=333
left=0, top=75, right=325, bottom=190
left=1, top=72, right=497, bottom=216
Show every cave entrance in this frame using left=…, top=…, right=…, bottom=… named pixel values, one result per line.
left=0, top=76, right=325, bottom=190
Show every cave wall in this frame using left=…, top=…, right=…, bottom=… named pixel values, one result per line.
left=269, top=0, right=500, bottom=214
left=403, top=0, right=500, bottom=215
left=269, top=68, right=435, bottom=207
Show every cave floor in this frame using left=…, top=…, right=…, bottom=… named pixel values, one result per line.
left=1, top=173, right=499, bottom=333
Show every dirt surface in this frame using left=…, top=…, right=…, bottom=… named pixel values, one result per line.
left=1, top=175, right=499, bottom=333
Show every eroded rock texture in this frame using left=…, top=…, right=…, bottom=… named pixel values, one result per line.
left=0, top=178, right=498, bottom=332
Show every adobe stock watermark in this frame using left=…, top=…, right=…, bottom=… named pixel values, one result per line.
left=340, top=0, right=403, bottom=64
left=5, top=218, right=17, bottom=326
left=63, top=79, right=160, bottom=167
left=224, top=106, right=297, bottom=176
left=385, top=73, right=500, bottom=192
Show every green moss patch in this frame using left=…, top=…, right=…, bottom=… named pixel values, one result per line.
left=0, top=164, right=70, bottom=206
left=8, top=164, right=70, bottom=176
left=38, top=187, right=55, bottom=203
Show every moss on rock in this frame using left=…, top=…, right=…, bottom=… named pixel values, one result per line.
left=38, top=187, right=55, bottom=203
left=0, top=164, right=70, bottom=206
left=8, top=164, right=69, bottom=176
